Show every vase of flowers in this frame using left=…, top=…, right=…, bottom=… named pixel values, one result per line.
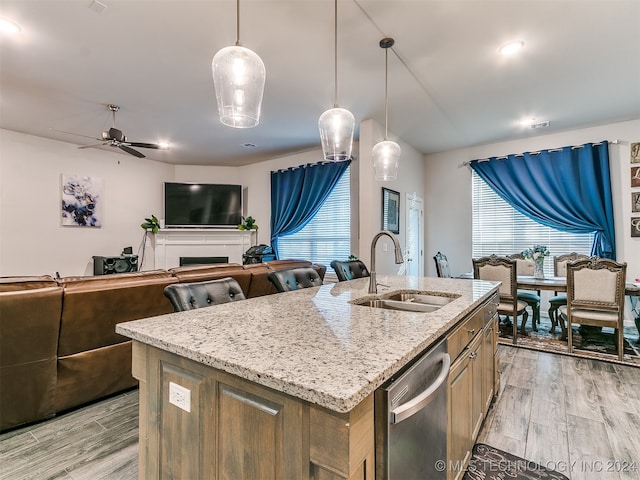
left=522, top=245, right=550, bottom=279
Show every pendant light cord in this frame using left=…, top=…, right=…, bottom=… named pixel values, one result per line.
left=384, top=46, right=388, bottom=140
left=235, top=0, right=241, bottom=46
left=333, top=0, right=338, bottom=107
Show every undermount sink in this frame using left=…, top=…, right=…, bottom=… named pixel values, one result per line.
left=357, top=299, right=442, bottom=313
left=352, top=290, right=460, bottom=313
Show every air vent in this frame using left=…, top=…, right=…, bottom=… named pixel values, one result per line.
left=88, top=0, right=108, bottom=14
left=530, top=120, right=550, bottom=129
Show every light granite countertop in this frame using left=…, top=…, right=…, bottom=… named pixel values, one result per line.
left=116, top=275, right=498, bottom=413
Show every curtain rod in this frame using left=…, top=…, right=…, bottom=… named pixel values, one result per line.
left=459, top=139, right=622, bottom=167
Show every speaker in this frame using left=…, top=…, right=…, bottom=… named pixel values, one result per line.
left=93, top=255, right=139, bottom=275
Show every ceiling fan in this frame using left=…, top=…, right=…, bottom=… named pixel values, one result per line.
left=53, top=104, right=166, bottom=158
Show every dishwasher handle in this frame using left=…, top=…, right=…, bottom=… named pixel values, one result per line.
left=390, top=352, right=451, bottom=424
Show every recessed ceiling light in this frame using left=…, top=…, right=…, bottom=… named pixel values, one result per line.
left=0, top=17, right=21, bottom=34
left=519, top=117, right=550, bottom=128
left=499, top=40, right=524, bottom=56
left=158, top=142, right=170, bottom=150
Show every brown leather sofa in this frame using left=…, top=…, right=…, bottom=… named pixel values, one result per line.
left=0, top=259, right=325, bottom=431
left=0, top=276, right=62, bottom=431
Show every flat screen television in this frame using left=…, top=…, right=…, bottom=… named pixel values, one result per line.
left=164, top=182, right=242, bottom=228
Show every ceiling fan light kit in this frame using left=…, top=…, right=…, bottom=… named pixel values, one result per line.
left=318, top=0, right=355, bottom=162
left=373, top=37, right=400, bottom=181
left=212, top=0, right=266, bottom=129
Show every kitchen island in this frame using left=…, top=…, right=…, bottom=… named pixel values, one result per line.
left=116, top=275, right=499, bottom=479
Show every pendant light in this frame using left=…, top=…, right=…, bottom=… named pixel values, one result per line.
left=318, top=0, right=355, bottom=162
left=372, top=38, right=401, bottom=181
left=212, top=0, right=265, bottom=128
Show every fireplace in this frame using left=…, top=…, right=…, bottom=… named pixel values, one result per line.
left=152, top=229, right=255, bottom=270
left=179, top=256, right=229, bottom=266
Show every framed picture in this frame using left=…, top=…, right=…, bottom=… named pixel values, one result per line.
left=632, top=217, right=640, bottom=238
left=382, top=187, right=400, bottom=234
left=61, top=174, right=103, bottom=227
left=632, top=166, right=640, bottom=187
left=633, top=192, right=640, bottom=213
left=631, top=142, right=640, bottom=163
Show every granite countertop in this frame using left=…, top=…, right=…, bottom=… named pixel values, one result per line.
left=116, top=275, right=498, bottom=413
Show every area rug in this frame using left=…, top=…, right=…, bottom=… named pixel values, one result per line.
left=463, top=443, right=569, bottom=480
left=497, top=315, right=640, bottom=367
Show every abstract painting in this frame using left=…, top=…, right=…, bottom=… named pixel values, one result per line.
left=61, top=174, right=103, bottom=227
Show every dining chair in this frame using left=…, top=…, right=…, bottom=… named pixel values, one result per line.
left=473, top=254, right=529, bottom=344
left=267, top=267, right=323, bottom=292
left=507, top=253, right=541, bottom=332
left=163, top=277, right=246, bottom=312
left=433, top=251, right=452, bottom=278
left=559, top=257, right=627, bottom=361
left=330, top=260, right=370, bottom=282
left=548, top=252, right=590, bottom=334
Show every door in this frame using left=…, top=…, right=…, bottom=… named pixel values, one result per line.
left=405, top=194, right=424, bottom=277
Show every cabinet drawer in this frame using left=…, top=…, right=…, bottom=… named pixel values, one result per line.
left=447, top=308, right=485, bottom=362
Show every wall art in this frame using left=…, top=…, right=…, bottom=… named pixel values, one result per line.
left=632, top=166, right=640, bottom=187
left=382, top=187, right=400, bottom=234
left=632, top=217, right=640, bottom=238
left=633, top=192, right=640, bottom=213
left=631, top=142, right=640, bottom=163
left=61, top=174, right=103, bottom=227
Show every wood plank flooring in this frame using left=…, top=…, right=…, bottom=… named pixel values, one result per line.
left=480, top=346, right=640, bottom=480
left=1, top=347, right=639, bottom=479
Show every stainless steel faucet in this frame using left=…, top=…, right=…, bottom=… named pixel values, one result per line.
left=369, top=230, right=404, bottom=294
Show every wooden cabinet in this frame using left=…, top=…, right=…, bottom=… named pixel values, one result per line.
left=132, top=342, right=374, bottom=480
left=446, top=294, right=498, bottom=480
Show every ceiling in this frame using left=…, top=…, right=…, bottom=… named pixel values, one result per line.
left=1, top=0, right=639, bottom=167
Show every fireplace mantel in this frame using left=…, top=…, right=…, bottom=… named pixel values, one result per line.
left=152, top=229, right=256, bottom=270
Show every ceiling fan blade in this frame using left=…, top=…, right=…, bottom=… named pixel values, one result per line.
left=78, top=142, right=109, bottom=149
left=50, top=128, right=101, bottom=141
left=127, top=142, right=161, bottom=149
left=119, top=145, right=146, bottom=158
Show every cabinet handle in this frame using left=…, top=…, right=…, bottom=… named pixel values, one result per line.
left=470, top=352, right=478, bottom=360
left=467, top=329, right=475, bottom=335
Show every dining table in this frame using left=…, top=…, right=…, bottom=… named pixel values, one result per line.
left=458, top=272, right=640, bottom=340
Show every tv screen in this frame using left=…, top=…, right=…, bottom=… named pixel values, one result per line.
left=164, top=183, right=242, bottom=228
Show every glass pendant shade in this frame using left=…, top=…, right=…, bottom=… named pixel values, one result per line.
left=318, top=106, right=355, bottom=161
left=372, top=140, right=401, bottom=181
left=212, top=45, right=265, bottom=128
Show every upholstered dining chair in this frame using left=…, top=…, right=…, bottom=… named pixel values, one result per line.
left=267, top=267, right=323, bottom=293
left=559, top=257, right=627, bottom=361
left=433, top=251, right=452, bottom=278
left=473, top=255, right=529, bottom=344
left=163, top=277, right=246, bottom=312
left=330, top=260, right=370, bottom=282
left=507, top=253, right=541, bottom=332
left=548, top=252, right=589, bottom=334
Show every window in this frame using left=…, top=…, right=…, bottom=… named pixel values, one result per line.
left=277, top=165, right=350, bottom=272
left=472, top=171, right=594, bottom=276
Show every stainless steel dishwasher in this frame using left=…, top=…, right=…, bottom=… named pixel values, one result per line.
left=375, top=339, right=451, bottom=480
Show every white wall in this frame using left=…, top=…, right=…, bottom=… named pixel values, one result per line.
left=424, top=119, right=640, bottom=282
left=0, top=129, right=174, bottom=276
left=359, top=118, right=426, bottom=275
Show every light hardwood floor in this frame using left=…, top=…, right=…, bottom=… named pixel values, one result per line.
left=1, top=347, right=639, bottom=479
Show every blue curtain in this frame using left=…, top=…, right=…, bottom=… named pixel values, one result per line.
left=470, top=142, right=616, bottom=259
left=270, top=160, right=351, bottom=257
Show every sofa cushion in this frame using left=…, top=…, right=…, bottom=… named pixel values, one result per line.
left=169, top=263, right=251, bottom=296
left=0, top=275, right=57, bottom=292
left=56, top=342, right=137, bottom=413
left=57, top=270, right=177, bottom=356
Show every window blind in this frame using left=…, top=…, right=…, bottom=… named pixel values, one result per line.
left=472, top=170, right=594, bottom=277
left=278, top=165, right=350, bottom=270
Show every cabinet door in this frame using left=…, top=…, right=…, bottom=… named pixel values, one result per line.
left=447, top=353, right=472, bottom=480
left=469, top=333, right=484, bottom=440
left=482, top=316, right=496, bottom=413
